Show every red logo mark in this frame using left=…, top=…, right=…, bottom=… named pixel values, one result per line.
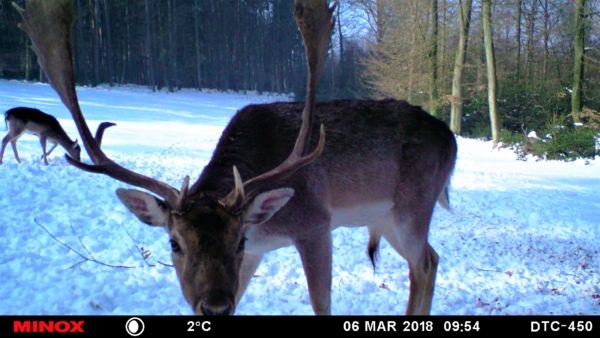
left=13, top=320, right=85, bottom=333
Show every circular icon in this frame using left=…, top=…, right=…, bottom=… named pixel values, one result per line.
left=125, top=317, right=145, bottom=337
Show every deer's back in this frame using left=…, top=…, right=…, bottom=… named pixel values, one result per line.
left=202, top=99, right=457, bottom=210
left=5, top=107, right=66, bottom=139
left=6, top=107, right=59, bottom=125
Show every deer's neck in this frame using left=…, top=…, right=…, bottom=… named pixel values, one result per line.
left=51, top=132, right=77, bottom=155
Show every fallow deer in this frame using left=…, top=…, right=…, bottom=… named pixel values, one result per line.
left=15, top=0, right=457, bottom=315
left=0, top=107, right=80, bottom=165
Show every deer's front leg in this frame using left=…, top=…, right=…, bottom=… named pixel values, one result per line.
left=39, top=136, right=49, bottom=165
left=295, top=227, right=332, bottom=315
left=44, top=142, right=58, bottom=157
left=10, top=140, right=20, bottom=163
left=0, top=134, right=9, bottom=164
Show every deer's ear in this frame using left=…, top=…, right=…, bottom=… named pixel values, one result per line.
left=243, top=188, right=294, bottom=225
left=116, top=188, right=169, bottom=227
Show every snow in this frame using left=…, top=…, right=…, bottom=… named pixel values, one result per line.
left=0, top=79, right=598, bottom=315
left=527, top=130, right=538, bottom=139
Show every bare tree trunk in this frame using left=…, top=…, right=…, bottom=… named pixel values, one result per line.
left=118, top=2, right=129, bottom=83
left=439, top=0, right=448, bottom=91
left=93, top=0, right=101, bottom=85
left=194, top=0, right=202, bottom=89
left=144, top=0, right=156, bottom=91
left=335, top=3, right=345, bottom=97
left=475, top=19, right=486, bottom=93
left=73, top=0, right=85, bottom=84
left=376, top=0, right=386, bottom=44
left=337, top=3, right=344, bottom=65
left=428, top=0, right=439, bottom=117
left=542, top=0, right=550, bottom=80
left=407, top=0, right=418, bottom=102
left=523, top=0, right=537, bottom=88
left=167, top=0, right=176, bottom=92
left=450, top=0, right=473, bottom=134
left=482, top=0, right=500, bottom=145
left=515, top=0, right=522, bottom=80
left=571, top=0, right=586, bottom=123
left=102, top=0, right=113, bottom=86
left=24, top=38, right=31, bottom=80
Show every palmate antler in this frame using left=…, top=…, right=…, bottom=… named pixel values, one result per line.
left=15, top=0, right=333, bottom=211
left=219, top=0, right=336, bottom=209
left=14, top=0, right=183, bottom=207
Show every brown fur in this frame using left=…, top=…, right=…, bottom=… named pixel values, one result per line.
left=182, top=98, right=457, bottom=315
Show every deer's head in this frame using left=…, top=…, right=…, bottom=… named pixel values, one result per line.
left=68, top=140, right=81, bottom=161
left=116, top=169, right=295, bottom=315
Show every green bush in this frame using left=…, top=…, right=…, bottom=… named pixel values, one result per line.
left=458, top=81, right=572, bottom=139
left=461, top=94, right=491, bottom=139
left=530, top=127, right=597, bottom=161
left=498, top=84, right=570, bottom=133
left=499, top=126, right=597, bottom=161
left=498, top=129, right=530, bottom=160
left=499, top=129, right=524, bottom=145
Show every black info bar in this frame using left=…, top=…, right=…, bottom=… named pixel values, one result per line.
left=1, top=316, right=597, bottom=337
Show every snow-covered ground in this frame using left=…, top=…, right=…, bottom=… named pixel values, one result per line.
left=0, top=79, right=598, bottom=315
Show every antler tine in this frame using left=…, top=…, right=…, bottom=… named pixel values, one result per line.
left=95, top=122, right=116, bottom=146
left=220, top=0, right=333, bottom=209
left=15, top=0, right=180, bottom=207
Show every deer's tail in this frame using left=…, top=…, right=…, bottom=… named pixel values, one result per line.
left=367, top=226, right=380, bottom=270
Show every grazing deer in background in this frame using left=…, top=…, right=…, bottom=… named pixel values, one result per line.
left=0, top=107, right=80, bottom=165
left=15, top=0, right=457, bottom=315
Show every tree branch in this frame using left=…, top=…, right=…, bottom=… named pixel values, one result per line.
left=34, top=218, right=136, bottom=269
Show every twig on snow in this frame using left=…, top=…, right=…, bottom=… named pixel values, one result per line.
left=475, top=267, right=502, bottom=273
left=34, top=218, right=136, bottom=269
left=119, top=222, right=174, bottom=268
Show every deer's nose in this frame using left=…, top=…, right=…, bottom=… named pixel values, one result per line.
left=195, top=292, right=234, bottom=316
left=199, top=302, right=233, bottom=316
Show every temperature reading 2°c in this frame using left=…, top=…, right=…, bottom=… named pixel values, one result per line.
left=187, top=321, right=212, bottom=332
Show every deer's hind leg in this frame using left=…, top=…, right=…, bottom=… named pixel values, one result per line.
left=1, top=132, right=23, bottom=164
left=0, top=134, right=10, bottom=164
left=377, top=199, right=438, bottom=315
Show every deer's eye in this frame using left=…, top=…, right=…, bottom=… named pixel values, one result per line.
left=170, top=239, right=183, bottom=255
left=237, top=236, right=247, bottom=254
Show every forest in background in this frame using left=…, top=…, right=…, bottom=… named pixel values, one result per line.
left=365, top=0, right=600, bottom=139
left=0, top=0, right=599, bottom=158
left=0, top=0, right=369, bottom=99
